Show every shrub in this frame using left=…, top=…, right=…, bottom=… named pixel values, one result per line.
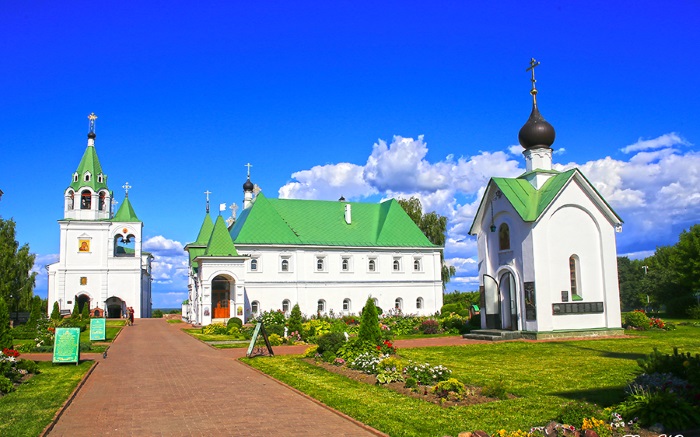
left=404, top=377, right=417, bottom=389
left=264, top=323, right=285, bottom=338
left=302, top=319, right=331, bottom=339
left=50, top=301, right=61, bottom=321
left=336, top=338, right=375, bottom=361
left=0, top=375, right=14, bottom=394
left=376, top=368, right=404, bottom=384
left=227, top=317, right=243, bottom=329
left=316, top=332, right=346, bottom=355
left=321, top=350, right=336, bottom=363
left=303, top=345, right=318, bottom=358
left=0, top=298, right=12, bottom=350
left=556, top=401, right=604, bottom=429
left=257, top=310, right=286, bottom=327
left=581, top=417, right=613, bottom=437
left=440, top=314, right=469, bottom=334
left=637, top=347, right=700, bottom=386
left=687, top=305, right=700, bottom=320
left=358, top=297, right=381, bottom=345
left=617, top=385, right=699, bottom=430
left=432, top=378, right=469, bottom=399
left=202, top=323, right=228, bottom=335
left=267, top=333, right=283, bottom=346
left=81, top=304, right=90, bottom=320
left=419, top=319, right=440, bottom=334
left=288, top=304, right=303, bottom=335
left=152, top=309, right=164, bottom=318
left=383, top=315, right=420, bottom=336
left=403, top=360, right=452, bottom=385
left=377, top=356, right=403, bottom=373
left=623, top=310, right=650, bottom=329
left=482, top=376, right=509, bottom=400
left=27, top=296, right=43, bottom=327
left=349, top=352, right=385, bottom=374
left=440, top=303, right=463, bottom=314
left=15, top=358, right=39, bottom=374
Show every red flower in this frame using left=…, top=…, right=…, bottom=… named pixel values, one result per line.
left=2, top=348, right=20, bottom=358
left=376, top=345, right=381, bottom=350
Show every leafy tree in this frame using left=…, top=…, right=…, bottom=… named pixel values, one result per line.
left=27, top=295, right=43, bottom=327
left=398, top=197, right=456, bottom=289
left=288, top=303, right=303, bottom=336
left=0, top=218, right=37, bottom=312
left=358, top=296, right=381, bottom=345
left=443, top=290, right=480, bottom=308
left=0, top=297, right=12, bottom=349
left=672, top=224, right=700, bottom=297
left=50, top=301, right=61, bottom=321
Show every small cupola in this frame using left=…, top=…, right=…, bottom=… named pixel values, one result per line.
left=519, top=58, right=556, bottom=179
left=243, top=163, right=255, bottom=209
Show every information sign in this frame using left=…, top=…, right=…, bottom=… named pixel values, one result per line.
left=246, top=322, right=274, bottom=357
left=90, top=318, right=106, bottom=341
left=53, top=327, right=81, bottom=364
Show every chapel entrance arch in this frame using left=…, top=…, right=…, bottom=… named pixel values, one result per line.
left=212, top=275, right=232, bottom=319
left=76, top=294, right=90, bottom=314
left=482, top=271, right=520, bottom=331
left=106, top=296, right=125, bottom=319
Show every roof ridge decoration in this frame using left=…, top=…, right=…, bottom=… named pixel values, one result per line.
left=204, top=215, right=239, bottom=257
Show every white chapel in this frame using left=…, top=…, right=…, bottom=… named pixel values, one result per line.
left=468, top=60, right=623, bottom=338
left=47, top=114, right=153, bottom=319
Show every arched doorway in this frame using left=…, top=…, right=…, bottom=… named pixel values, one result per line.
left=212, top=276, right=232, bottom=319
left=106, top=296, right=125, bottom=319
left=77, top=294, right=90, bottom=314
left=498, top=271, right=518, bottom=331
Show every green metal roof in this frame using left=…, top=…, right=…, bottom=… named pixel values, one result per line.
left=229, top=192, right=436, bottom=247
left=113, top=196, right=141, bottom=222
left=195, top=213, right=214, bottom=245
left=204, top=215, right=239, bottom=256
left=70, top=144, right=108, bottom=192
left=492, top=169, right=576, bottom=222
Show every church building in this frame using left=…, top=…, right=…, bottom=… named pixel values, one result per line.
left=184, top=174, right=444, bottom=326
left=468, top=60, right=623, bottom=338
left=47, top=114, right=153, bottom=319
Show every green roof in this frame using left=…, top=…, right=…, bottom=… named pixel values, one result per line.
left=70, top=143, right=108, bottom=192
left=492, top=169, right=576, bottom=221
left=113, top=196, right=140, bottom=222
left=229, top=192, right=436, bottom=247
left=195, top=213, right=214, bottom=245
left=204, top=215, right=239, bottom=256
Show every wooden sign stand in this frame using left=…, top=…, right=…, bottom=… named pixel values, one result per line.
left=246, top=322, right=275, bottom=358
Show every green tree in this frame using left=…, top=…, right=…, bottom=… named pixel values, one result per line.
left=397, top=197, right=456, bottom=289
left=70, top=300, right=79, bottom=320
left=358, top=296, right=381, bottom=345
left=50, top=301, right=61, bottom=321
left=81, top=304, right=90, bottom=320
left=288, top=303, right=303, bottom=336
left=0, top=297, right=12, bottom=349
left=27, top=295, right=43, bottom=327
left=0, top=218, right=37, bottom=311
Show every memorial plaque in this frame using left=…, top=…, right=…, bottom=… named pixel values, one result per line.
left=53, top=327, right=80, bottom=364
left=524, top=282, right=536, bottom=321
left=90, top=318, right=106, bottom=341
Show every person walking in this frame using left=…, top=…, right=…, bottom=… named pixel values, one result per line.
left=128, top=306, right=134, bottom=326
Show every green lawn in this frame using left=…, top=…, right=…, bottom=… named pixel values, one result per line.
left=0, top=361, right=94, bottom=437
left=243, top=324, right=700, bottom=436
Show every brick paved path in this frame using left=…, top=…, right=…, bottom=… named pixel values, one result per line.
left=48, top=319, right=381, bottom=436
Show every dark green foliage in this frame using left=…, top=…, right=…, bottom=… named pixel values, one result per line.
left=27, top=296, right=42, bottom=327
left=288, top=303, right=303, bottom=336
left=226, top=317, right=243, bottom=329
left=321, top=350, right=336, bottom=363
left=0, top=218, right=37, bottom=312
left=404, top=377, right=417, bottom=389
left=440, top=314, right=469, bottom=334
left=556, top=401, right=604, bottom=428
left=0, top=375, right=13, bottom=394
left=637, top=347, right=700, bottom=386
left=70, top=300, right=79, bottom=320
left=336, top=337, right=375, bottom=361
left=469, top=314, right=481, bottom=329
left=440, top=303, right=463, bottom=314
left=316, top=332, right=346, bottom=355
left=152, top=309, right=164, bottom=318
left=9, top=324, right=36, bottom=339
left=617, top=387, right=699, bottom=430
left=442, top=290, right=480, bottom=307
left=358, top=297, right=381, bottom=345
left=15, top=358, right=40, bottom=374
left=0, top=298, right=12, bottom=350
left=481, top=376, right=508, bottom=400
left=688, top=305, right=700, bottom=319
left=264, top=323, right=285, bottom=337
left=419, top=319, right=440, bottom=334
left=623, top=310, right=650, bottom=329
left=81, top=304, right=90, bottom=320
left=50, top=301, right=61, bottom=321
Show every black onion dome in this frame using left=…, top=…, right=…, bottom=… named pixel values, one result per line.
left=243, top=178, right=254, bottom=191
left=518, top=104, right=555, bottom=149
left=87, top=131, right=96, bottom=139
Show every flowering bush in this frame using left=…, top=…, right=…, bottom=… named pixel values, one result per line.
left=403, top=360, right=452, bottom=385
left=419, top=319, right=440, bottom=334
left=202, top=323, right=228, bottom=335
left=648, top=317, right=665, bottom=329
left=376, top=340, right=397, bottom=355
left=349, top=352, right=387, bottom=374
left=256, top=310, right=287, bottom=326
left=332, top=357, right=345, bottom=366
left=581, top=417, right=612, bottom=437
left=267, top=333, right=283, bottom=346
left=302, top=319, right=332, bottom=339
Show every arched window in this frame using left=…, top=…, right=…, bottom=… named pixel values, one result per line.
left=499, top=223, right=510, bottom=250
left=68, top=191, right=74, bottom=210
left=342, top=258, right=349, bottom=271
left=393, top=258, right=401, bottom=271
left=413, top=258, right=421, bottom=271
left=99, top=192, right=106, bottom=211
left=81, top=190, right=92, bottom=210
left=317, top=299, right=326, bottom=313
left=281, top=259, right=289, bottom=272
left=98, top=174, right=103, bottom=183
left=368, top=259, right=376, bottom=272
left=250, top=259, right=258, bottom=271
left=251, top=301, right=260, bottom=315
left=282, top=299, right=291, bottom=314
left=394, top=298, right=403, bottom=310
left=73, top=173, right=79, bottom=182
left=84, top=173, right=91, bottom=182
left=316, top=257, right=324, bottom=271
left=416, top=297, right=424, bottom=309
left=343, top=298, right=351, bottom=312
left=569, top=255, right=581, bottom=299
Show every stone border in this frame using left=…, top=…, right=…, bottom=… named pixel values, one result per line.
left=239, top=358, right=389, bottom=437
left=40, top=360, right=99, bottom=437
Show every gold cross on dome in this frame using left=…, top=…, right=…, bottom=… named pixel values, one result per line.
left=122, top=182, right=132, bottom=196
left=88, top=112, right=98, bottom=133
left=245, top=163, right=253, bottom=178
left=526, top=58, right=541, bottom=104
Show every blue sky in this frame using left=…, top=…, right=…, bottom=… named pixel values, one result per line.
left=1, top=2, right=699, bottom=308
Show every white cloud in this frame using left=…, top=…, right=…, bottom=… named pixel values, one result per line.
left=279, top=162, right=374, bottom=200
left=620, top=132, right=690, bottom=154
left=143, top=236, right=189, bottom=286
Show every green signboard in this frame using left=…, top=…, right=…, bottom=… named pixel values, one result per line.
left=90, top=318, right=106, bottom=341
left=53, top=327, right=81, bottom=364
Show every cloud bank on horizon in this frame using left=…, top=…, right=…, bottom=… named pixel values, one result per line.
left=32, top=132, right=698, bottom=308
